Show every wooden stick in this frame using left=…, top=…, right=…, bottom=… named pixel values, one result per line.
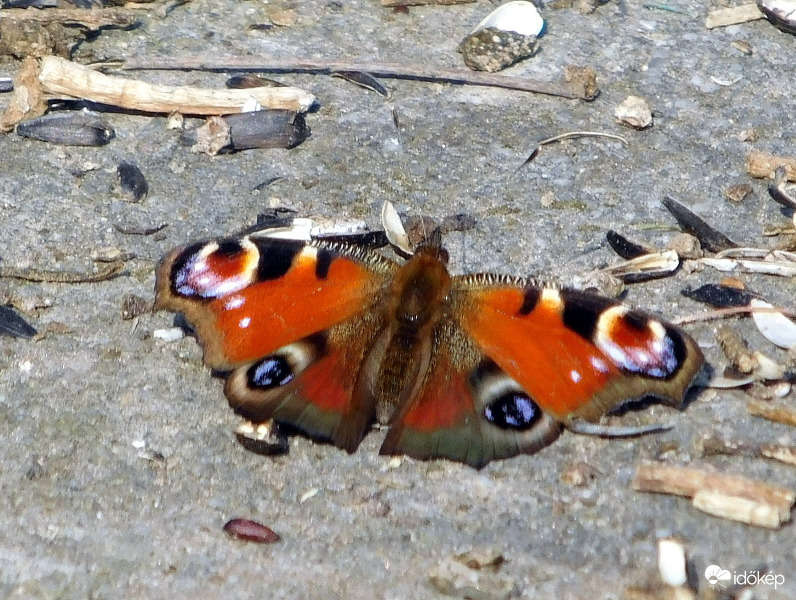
left=705, top=4, right=763, bottom=29
left=746, top=150, right=796, bottom=180
left=381, top=0, right=473, bottom=5
left=748, top=399, right=796, bottom=428
left=633, top=462, right=795, bottom=528
left=39, top=56, right=315, bottom=114
left=122, top=56, right=598, bottom=100
left=0, top=261, right=125, bottom=283
left=0, top=6, right=138, bottom=28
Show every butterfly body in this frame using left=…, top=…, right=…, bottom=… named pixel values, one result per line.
left=155, top=227, right=703, bottom=468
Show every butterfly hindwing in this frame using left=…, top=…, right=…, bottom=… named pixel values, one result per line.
left=380, top=319, right=562, bottom=469
left=224, top=312, right=386, bottom=453
left=154, top=235, right=397, bottom=370
left=451, top=275, right=704, bottom=424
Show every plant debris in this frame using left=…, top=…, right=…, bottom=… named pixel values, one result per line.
left=633, top=462, right=795, bottom=528
left=747, top=399, right=796, bottom=428
left=234, top=419, right=289, bottom=456
left=123, top=56, right=599, bottom=100
left=116, top=162, right=149, bottom=202
left=331, top=71, right=389, bottom=96
left=661, top=196, right=738, bottom=252
left=746, top=150, right=796, bottom=180
left=705, top=3, right=764, bottom=28
left=16, top=109, right=114, bottom=146
left=0, top=305, right=37, bottom=338
left=0, top=260, right=126, bottom=283
left=0, top=56, right=316, bottom=134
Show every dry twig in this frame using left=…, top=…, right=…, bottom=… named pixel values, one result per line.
left=0, top=261, right=125, bottom=283
left=0, top=56, right=315, bottom=131
left=122, top=57, right=598, bottom=100
left=382, top=0, right=473, bottom=5
left=705, top=3, right=763, bottom=29
left=0, top=6, right=139, bottom=28
left=746, top=150, right=796, bottom=180
left=747, top=399, right=796, bottom=428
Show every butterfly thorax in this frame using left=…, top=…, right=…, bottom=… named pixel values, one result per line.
left=370, top=246, right=453, bottom=423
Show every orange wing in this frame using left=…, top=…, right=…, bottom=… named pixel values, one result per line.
left=224, top=312, right=386, bottom=453
left=380, top=320, right=562, bottom=468
left=451, top=275, right=704, bottom=423
left=155, top=236, right=397, bottom=370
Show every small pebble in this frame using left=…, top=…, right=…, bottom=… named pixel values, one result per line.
left=615, top=95, right=653, bottom=129
left=153, top=327, right=185, bottom=342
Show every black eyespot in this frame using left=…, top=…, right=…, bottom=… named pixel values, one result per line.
left=484, top=392, right=541, bottom=430
left=247, top=356, right=294, bottom=389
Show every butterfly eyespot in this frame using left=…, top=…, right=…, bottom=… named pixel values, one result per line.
left=483, top=392, right=541, bottom=430
left=247, top=356, right=295, bottom=389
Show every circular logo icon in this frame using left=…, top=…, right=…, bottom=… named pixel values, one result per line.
left=705, top=565, right=732, bottom=588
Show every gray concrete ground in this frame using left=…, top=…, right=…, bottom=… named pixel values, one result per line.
left=1, top=0, right=795, bottom=598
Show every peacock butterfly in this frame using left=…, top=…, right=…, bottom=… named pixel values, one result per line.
left=154, top=209, right=704, bottom=468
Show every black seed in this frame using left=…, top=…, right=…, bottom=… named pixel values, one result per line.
left=484, top=392, right=540, bottom=430
left=315, top=248, right=333, bottom=279
left=0, top=306, right=37, bottom=338
left=117, top=162, right=149, bottom=202
left=248, top=356, right=294, bottom=389
left=16, top=111, right=114, bottom=146
left=253, top=240, right=302, bottom=281
left=517, top=286, right=540, bottom=316
left=681, top=284, right=754, bottom=308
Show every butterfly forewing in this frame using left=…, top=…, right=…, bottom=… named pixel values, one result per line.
left=155, top=236, right=397, bottom=370
left=450, top=275, right=704, bottom=424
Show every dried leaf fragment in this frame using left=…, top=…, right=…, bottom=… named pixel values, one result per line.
left=716, top=325, right=757, bottom=374
left=606, top=229, right=653, bottom=259
left=692, top=488, right=787, bottom=528
left=681, top=283, right=754, bottom=308
left=724, top=183, right=754, bottom=203
left=117, top=162, right=149, bottom=202
left=596, top=250, right=679, bottom=283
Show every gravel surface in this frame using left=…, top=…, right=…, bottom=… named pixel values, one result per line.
left=1, top=0, right=795, bottom=598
